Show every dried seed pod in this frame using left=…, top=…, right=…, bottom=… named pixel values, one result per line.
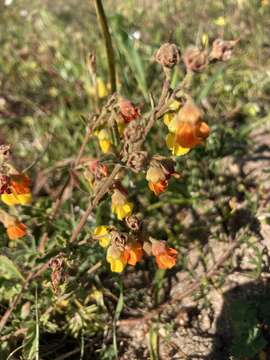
left=125, top=215, right=141, bottom=232
left=110, top=229, right=128, bottom=251
left=0, top=144, right=11, bottom=159
left=49, top=254, right=66, bottom=294
left=183, top=46, right=208, bottom=72
left=155, top=43, right=181, bottom=68
left=209, top=38, right=238, bottom=62
left=126, top=151, right=148, bottom=173
left=0, top=174, right=11, bottom=194
left=124, top=121, right=144, bottom=143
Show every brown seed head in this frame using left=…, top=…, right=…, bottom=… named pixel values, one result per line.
left=209, top=38, right=238, bottom=62
left=124, top=121, right=144, bottom=144
left=110, top=229, right=128, bottom=251
left=155, top=43, right=181, bottom=68
left=183, top=46, right=208, bottom=72
left=126, top=151, right=148, bottom=173
left=125, top=215, right=141, bottom=232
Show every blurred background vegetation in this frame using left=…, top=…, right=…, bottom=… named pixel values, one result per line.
left=0, top=0, right=270, bottom=359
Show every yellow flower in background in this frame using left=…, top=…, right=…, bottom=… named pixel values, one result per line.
left=95, top=129, right=112, bottom=154
left=166, top=133, right=190, bottom=156
left=111, top=189, right=133, bottom=220
left=96, top=77, right=109, bottom=98
left=93, top=226, right=111, bottom=248
left=214, top=16, right=227, bottom=26
left=85, top=77, right=109, bottom=99
left=201, top=33, right=209, bottom=47
left=106, top=245, right=127, bottom=273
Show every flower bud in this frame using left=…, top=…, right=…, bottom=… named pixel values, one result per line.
left=183, top=46, right=208, bottom=72
left=155, top=43, right=181, bottom=68
left=119, top=98, right=140, bottom=123
left=89, top=160, right=109, bottom=180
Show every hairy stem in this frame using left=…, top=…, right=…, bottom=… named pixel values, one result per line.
left=94, top=0, right=117, bottom=93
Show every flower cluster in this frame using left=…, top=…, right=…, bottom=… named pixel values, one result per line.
left=94, top=97, right=140, bottom=154
left=93, top=225, right=177, bottom=273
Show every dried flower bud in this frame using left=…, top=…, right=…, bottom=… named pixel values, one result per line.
left=0, top=144, right=11, bottom=159
left=49, top=254, right=66, bottom=294
left=126, top=151, right=148, bottom=173
left=0, top=174, right=11, bottom=194
left=119, top=98, right=140, bottom=123
left=110, top=229, right=128, bottom=251
left=155, top=43, right=180, bottom=68
left=209, top=38, right=238, bottom=62
left=183, top=46, right=208, bottom=72
left=89, top=160, right=109, bottom=180
left=124, top=121, right=144, bottom=144
left=125, top=215, right=141, bottom=232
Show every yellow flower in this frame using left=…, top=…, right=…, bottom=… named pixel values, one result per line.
left=106, top=245, right=127, bottom=273
left=166, top=133, right=190, bottom=156
left=168, top=99, right=181, bottom=111
left=112, top=202, right=133, bottom=221
left=163, top=113, right=173, bottom=127
left=214, top=16, right=227, bottom=26
left=111, top=189, right=133, bottom=220
left=95, top=129, right=112, bottom=154
left=93, top=226, right=111, bottom=248
left=96, top=77, right=109, bottom=98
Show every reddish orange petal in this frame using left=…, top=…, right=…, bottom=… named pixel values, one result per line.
left=176, top=122, right=200, bottom=148
left=7, top=222, right=26, bottom=240
left=148, top=180, right=168, bottom=196
left=155, top=247, right=177, bottom=269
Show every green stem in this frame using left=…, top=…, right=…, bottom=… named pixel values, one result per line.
left=94, top=0, right=117, bottom=93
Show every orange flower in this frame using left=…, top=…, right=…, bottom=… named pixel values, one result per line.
left=148, top=180, right=168, bottom=196
left=151, top=240, right=177, bottom=270
left=155, top=247, right=177, bottom=269
left=1, top=173, right=32, bottom=206
left=122, top=242, right=143, bottom=266
left=11, top=174, right=31, bottom=194
left=6, top=222, right=26, bottom=240
left=176, top=120, right=210, bottom=148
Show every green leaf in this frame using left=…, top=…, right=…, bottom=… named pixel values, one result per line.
left=113, top=282, right=124, bottom=359
left=0, top=255, right=25, bottom=281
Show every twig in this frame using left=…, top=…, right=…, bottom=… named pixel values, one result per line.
left=70, top=164, right=122, bottom=243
